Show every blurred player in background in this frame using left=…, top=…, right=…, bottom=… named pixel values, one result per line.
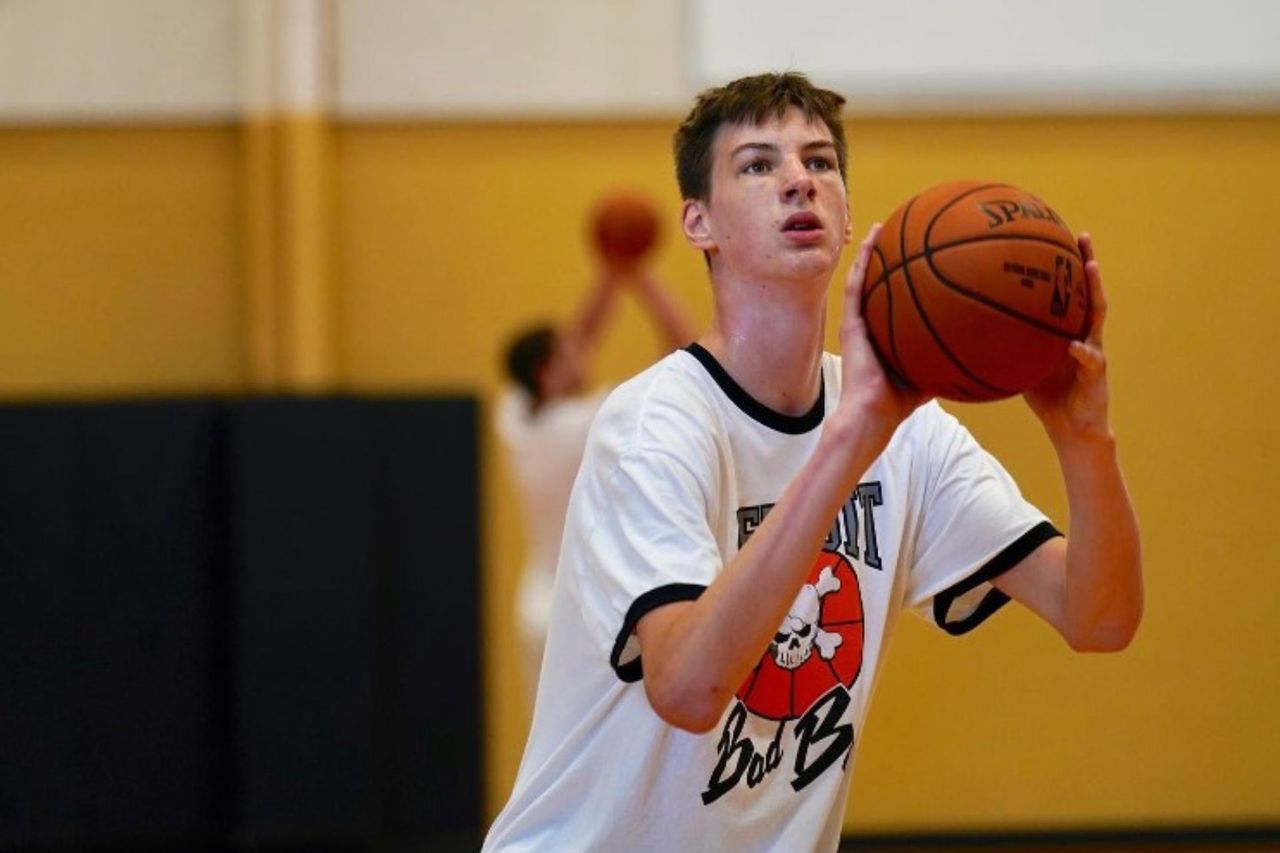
left=497, top=195, right=695, bottom=705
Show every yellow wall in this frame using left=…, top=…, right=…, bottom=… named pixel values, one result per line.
left=0, top=127, right=243, bottom=397
left=2, top=115, right=1278, bottom=832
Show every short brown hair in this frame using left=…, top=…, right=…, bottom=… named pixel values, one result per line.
left=503, top=323, right=555, bottom=400
left=673, top=72, right=848, bottom=201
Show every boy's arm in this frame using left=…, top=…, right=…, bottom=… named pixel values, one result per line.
left=991, top=234, right=1143, bottom=651
left=636, top=225, right=924, bottom=733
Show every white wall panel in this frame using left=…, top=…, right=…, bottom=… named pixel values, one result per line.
left=687, top=0, right=1280, bottom=113
left=0, top=0, right=239, bottom=121
left=334, top=0, right=686, bottom=118
left=1, top=0, right=1278, bottom=121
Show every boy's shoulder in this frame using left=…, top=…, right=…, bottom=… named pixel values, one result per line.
left=591, top=349, right=722, bottom=457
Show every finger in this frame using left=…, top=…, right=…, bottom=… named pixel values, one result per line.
left=844, top=222, right=883, bottom=312
left=1067, top=340, right=1106, bottom=377
left=1084, top=257, right=1107, bottom=347
left=1078, top=231, right=1095, bottom=265
left=1073, top=231, right=1107, bottom=346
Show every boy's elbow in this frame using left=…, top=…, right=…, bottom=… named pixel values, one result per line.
left=1067, top=629, right=1133, bottom=653
left=644, top=672, right=728, bottom=734
left=654, top=702, right=722, bottom=735
left=1065, top=609, right=1142, bottom=653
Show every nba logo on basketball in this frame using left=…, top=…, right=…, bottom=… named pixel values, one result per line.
left=1052, top=255, right=1073, bottom=317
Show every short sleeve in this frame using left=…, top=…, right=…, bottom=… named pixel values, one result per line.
left=905, top=405, right=1062, bottom=634
left=572, top=446, right=722, bottom=683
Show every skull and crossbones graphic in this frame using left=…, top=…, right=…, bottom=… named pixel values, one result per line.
left=769, top=565, right=844, bottom=670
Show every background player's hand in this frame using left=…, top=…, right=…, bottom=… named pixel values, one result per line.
left=593, top=261, right=629, bottom=289
left=611, top=261, right=650, bottom=289
left=1024, top=233, right=1113, bottom=446
left=837, top=223, right=930, bottom=434
left=598, top=253, right=640, bottom=278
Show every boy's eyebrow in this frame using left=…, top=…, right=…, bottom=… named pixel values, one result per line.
left=730, top=140, right=837, bottom=158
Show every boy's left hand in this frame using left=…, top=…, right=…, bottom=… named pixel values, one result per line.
left=1023, top=233, right=1113, bottom=446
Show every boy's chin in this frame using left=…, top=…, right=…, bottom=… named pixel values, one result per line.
left=779, top=246, right=839, bottom=279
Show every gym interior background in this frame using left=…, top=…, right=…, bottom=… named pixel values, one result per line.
left=2, top=1, right=1277, bottom=850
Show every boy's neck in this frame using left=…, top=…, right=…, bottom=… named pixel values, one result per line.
left=699, top=273, right=829, bottom=417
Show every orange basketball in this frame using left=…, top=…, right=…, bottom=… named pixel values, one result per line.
left=862, top=180, right=1089, bottom=402
left=591, top=192, right=659, bottom=265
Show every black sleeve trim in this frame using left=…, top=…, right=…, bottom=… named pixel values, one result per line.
left=610, top=583, right=707, bottom=683
left=933, top=520, right=1063, bottom=636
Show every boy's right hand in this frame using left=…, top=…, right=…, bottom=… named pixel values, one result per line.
left=835, top=223, right=930, bottom=440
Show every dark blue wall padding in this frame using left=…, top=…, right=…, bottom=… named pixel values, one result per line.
left=0, top=397, right=480, bottom=851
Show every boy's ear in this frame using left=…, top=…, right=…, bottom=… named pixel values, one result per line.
left=681, top=199, right=716, bottom=252
left=843, top=205, right=854, bottom=244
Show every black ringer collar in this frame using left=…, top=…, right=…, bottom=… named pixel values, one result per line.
left=683, top=343, right=824, bottom=435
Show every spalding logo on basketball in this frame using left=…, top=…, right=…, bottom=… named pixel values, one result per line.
left=735, top=551, right=864, bottom=721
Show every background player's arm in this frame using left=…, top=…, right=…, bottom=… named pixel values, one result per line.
left=550, top=260, right=693, bottom=394
left=560, top=266, right=621, bottom=362
left=991, top=234, right=1143, bottom=651
left=636, top=226, right=924, bottom=733
left=625, top=268, right=698, bottom=351
left=537, top=267, right=622, bottom=399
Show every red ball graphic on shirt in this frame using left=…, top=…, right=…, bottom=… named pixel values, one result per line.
left=735, top=550, right=864, bottom=721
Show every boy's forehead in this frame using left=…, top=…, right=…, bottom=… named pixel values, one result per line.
left=712, top=109, right=834, bottom=158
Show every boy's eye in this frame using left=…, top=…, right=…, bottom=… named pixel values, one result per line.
left=744, top=159, right=771, bottom=174
left=807, top=157, right=834, bottom=171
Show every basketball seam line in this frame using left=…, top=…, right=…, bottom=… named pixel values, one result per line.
left=929, top=258, right=1087, bottom=341
left=871, top=235, right=1086, bottom=341
left=874, top=232, right=1082, bottom=280
left=921, top=183, right=1084, bottom=340
left=924, top=183, right=1013, bottom=248
left=872, top=233, right=1082, bottom=281
left=864, top=242, right=910, bottom=385
left=899, top=197, right=1012, bottom=397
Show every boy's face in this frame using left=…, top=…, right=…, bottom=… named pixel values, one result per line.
left=682, top=107, right=851, bottom=284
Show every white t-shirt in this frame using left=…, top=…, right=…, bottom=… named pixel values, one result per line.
left=483, top=345, right=1058, bottom=853
left=495, top=387, right=609, bottom=687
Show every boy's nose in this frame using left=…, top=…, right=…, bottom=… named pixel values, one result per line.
left=782, top=161, right=816, bottom=201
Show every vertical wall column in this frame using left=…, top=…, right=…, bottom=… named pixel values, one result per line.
left=238, top=0, right=337, bottom=393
